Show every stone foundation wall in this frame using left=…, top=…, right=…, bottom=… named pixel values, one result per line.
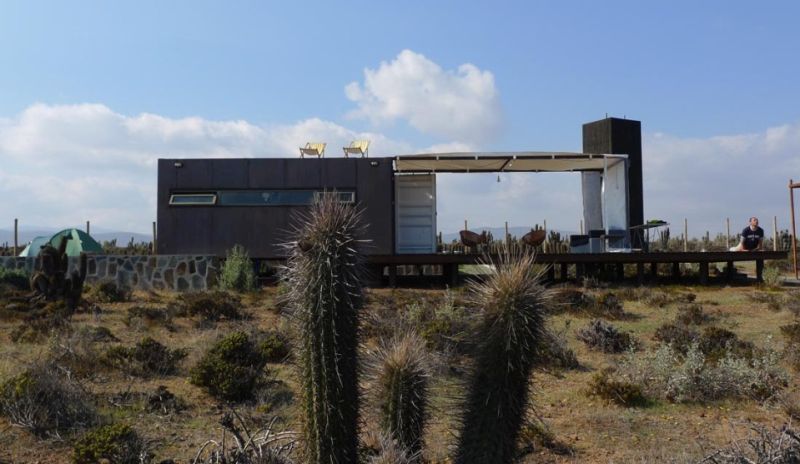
left=0, top=255, right=219, bottom=292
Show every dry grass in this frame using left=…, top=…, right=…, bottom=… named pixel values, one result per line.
left=0, top=282, right=797, bottom=463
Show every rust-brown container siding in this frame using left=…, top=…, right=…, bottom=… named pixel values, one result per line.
left=157, top=158, right=394, bottom=258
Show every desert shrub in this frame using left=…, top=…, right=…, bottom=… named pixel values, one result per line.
left=72, top=423, right=149, bottom=464
left=146, top=385, right=185, bottom=415
left=190, top=412, right=296, bottom=464
left=10, top=301, right=72, bottom=343
left=617, top=341, right=786, bottom=403
left=675, top=303, right=712, bottom=325
left=190, top=331, right=267, bottom=401
left=89, top=280, right=130, bottom=303
left=517, top=417, right=573, bottom=456
left=257, top=330, right=291, bottom=363
left=536, top=321, right=580, bottom=370
left=0, top=267, right=29, bottom=290
left=576, top=319, right=636, bottom=353
left=781, top=321, right=800, bottom=370
left=218, top=244, right=256, bottom=293
left=364, top=432, right=415, bottom=464
left=103, top=337, right=186, bottom=377
left=699, top=326, right=755, bottom=363
left=124, top=305, right=175, bottom=330
left=587, top=368, right=647, bottom=407
left=551, top=288, right=595, bottom=313
left=762, top=266, right=783, bottom=288
left=700, top=422, right=800, bottom=463
left=171, top=291, right=244, bottom=323
left=594, top=292, right=625, bottom=319
left=47, top=326, right=113, bottom=378
left=653, top=322, right=699, bottom=352
left=0, top=363, right=98, bottom=438
left=404, top=291, right=471, bottom=353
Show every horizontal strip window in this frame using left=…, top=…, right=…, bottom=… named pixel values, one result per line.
left=169, top=193, right=217, bottom=205
left=170, top=190, right=355, bottom=206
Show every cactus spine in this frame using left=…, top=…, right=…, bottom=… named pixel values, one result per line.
left=283, top=194, right=363, bottom=464
left=454, top=251, right=550, bottom=464
left=371, top=332, right=429, bottom=459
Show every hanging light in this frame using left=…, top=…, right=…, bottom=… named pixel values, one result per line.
left=496, top=174, right=501, bottom=183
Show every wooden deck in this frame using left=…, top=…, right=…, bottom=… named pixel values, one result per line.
left=365, top=250, right=788, bottom=286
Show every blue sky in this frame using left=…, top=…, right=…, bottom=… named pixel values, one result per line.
left=1, top=1, right=799, bottom=236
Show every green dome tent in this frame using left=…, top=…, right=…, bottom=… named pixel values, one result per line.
left=19, top=229, right=104, bottom=257
left=18, top=236, right=52, bottom=257
left=47, top=229, right=104, bottom=256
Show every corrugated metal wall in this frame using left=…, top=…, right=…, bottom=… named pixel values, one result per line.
left=157, top=158, right=394, bottom=257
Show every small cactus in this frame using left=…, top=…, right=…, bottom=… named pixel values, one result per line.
left=370, top=332, right=430, bottom=458
left=282, top=193, right=365, bottom=464
left=454, top=251, right=551, bottom=464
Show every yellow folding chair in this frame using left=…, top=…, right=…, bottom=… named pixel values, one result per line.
left=342, top=140, right=370, bottom=158
left=299, top=142, right=326, bottom=158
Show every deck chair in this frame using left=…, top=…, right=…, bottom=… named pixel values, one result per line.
left=342, top=140, right=370, bottom=158
left=300, top=142, right=326, bottom=158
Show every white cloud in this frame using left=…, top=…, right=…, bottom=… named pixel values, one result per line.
left=644, top=122, right=800, bottom=237
left=345, top=50, right=502, bottom=143
left=0, top=103, right=411, bottom=233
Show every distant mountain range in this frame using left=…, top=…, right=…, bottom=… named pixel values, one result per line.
left=0, top=228, right=152, bottom=246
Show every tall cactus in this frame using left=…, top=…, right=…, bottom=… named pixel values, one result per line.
left=370, top=332, right=429, bottom=459
left=454, top=251, right=550, bottom=464
left=282, top=193, right=364, bottom=464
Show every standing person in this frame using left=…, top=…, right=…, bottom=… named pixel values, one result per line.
left=731, top=217, right=764, bottom=251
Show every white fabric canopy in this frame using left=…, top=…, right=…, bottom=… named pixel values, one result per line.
left=393, top=152, right=626, bottom=173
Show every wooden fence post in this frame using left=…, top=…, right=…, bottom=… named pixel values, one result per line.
left=726, top=218, right=730, bottom=249
left=86, top=220, right=90, bottom=235
left=152, top=221, right=157, bottom=254
left=684, top=218, right=688, bottom=252
left=773, top=216, right=778, bottom=251
left=13, top=218, right=18, bottom=256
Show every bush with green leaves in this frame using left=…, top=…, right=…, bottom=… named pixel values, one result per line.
left=0, top=363, right=98, bottom=438
left=171, top=291, right=244, bottom=323
left=103, top=337, right=186, bottom=377
left=89, top=280, right=130, bottom=303
left=72, top=423, right=149, bottom=464
left=0, top=267, right=29, bottom=291
left=587, top=367, right=647, bottom=407
left=762, top=266, right=783, bottom=288
left=257, top=330, right=291, bottom=363
left=218, top=244, right=257, bottom=292
left=190, top=331, right=267, bottom=401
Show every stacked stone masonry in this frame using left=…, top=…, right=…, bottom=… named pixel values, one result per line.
left=0, top=255, right=219, bottom=292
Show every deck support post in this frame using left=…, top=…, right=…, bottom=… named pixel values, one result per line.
left=443, top=264, right=458, bottom=287
left=560, top=263, right=568, bottom=281
left=672, top=262, right=681, bottom=279
left=699, top=262, right=709, bottom=285
left=636, top=262, right=645, bottom=286
left=650, top=262, right=657, bottom=279
left=388, top=265, right=397, bottom=288
left=576, top=263, right=585, bottom=280
left=726, top=261, right=735, bottom=282
left=546, top=265, right=555, bottom=283
left=615, top=263, right=624, bottom=280
left=756, top=259, right=764, bottom=282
